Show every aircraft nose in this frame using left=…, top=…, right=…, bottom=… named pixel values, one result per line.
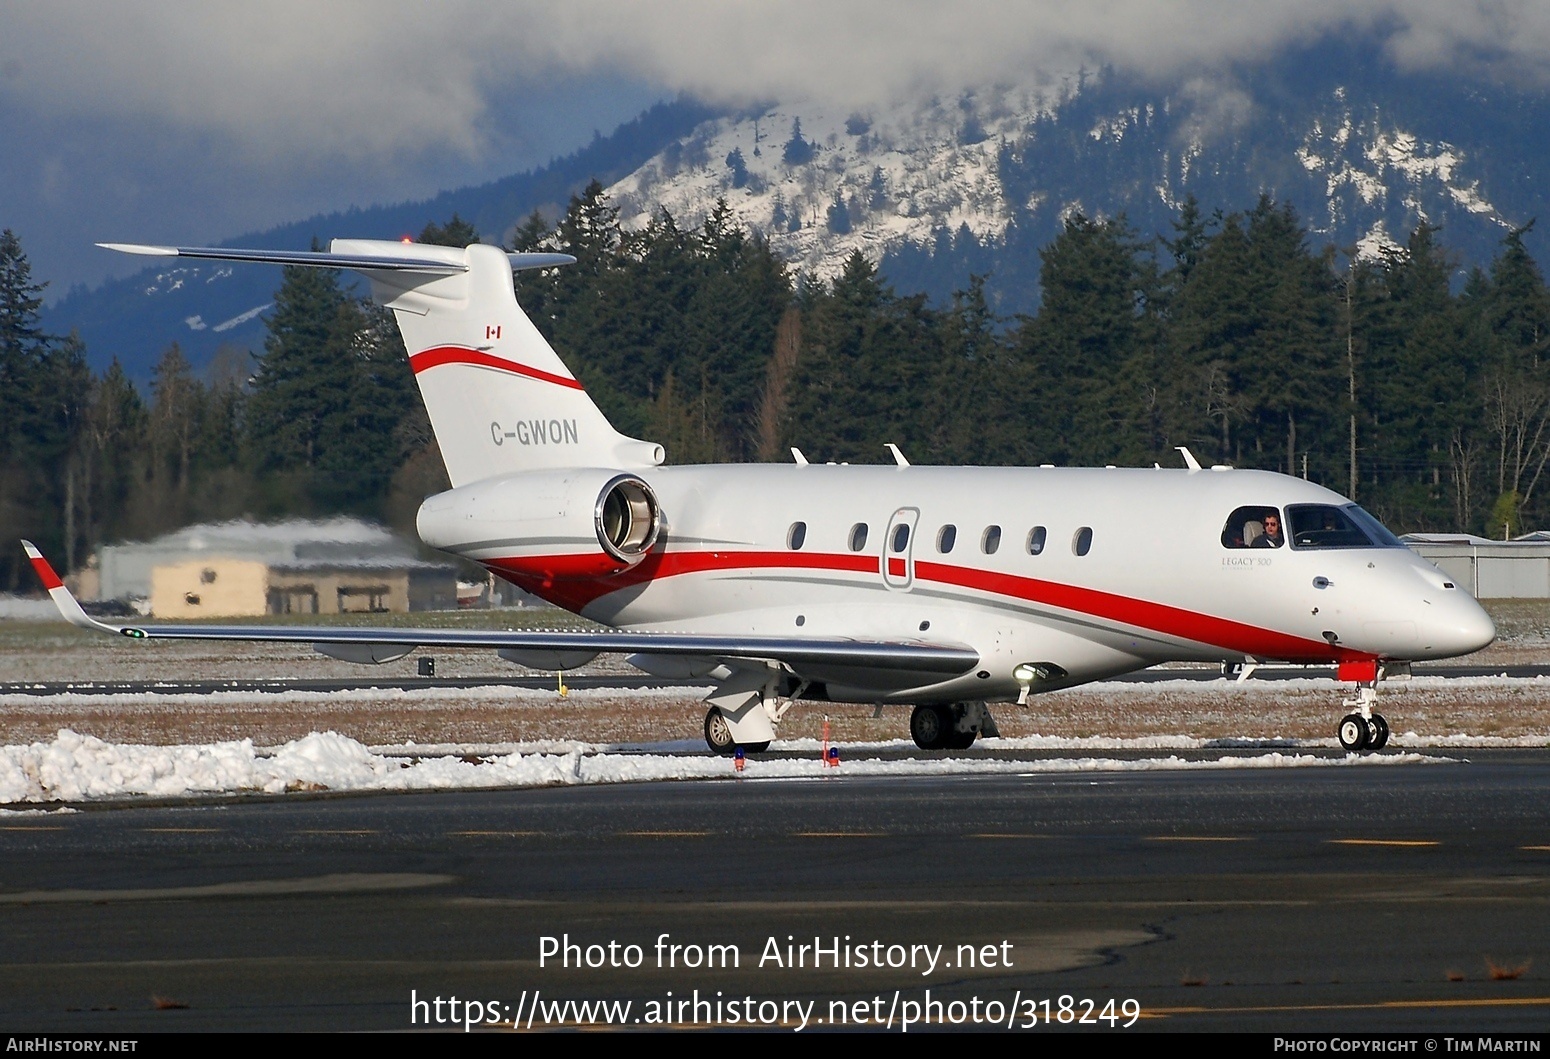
left=1436, top=595, right=1495, bottom=657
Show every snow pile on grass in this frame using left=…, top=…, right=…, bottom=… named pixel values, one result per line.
left=0, top=728, right=1447, bottom=804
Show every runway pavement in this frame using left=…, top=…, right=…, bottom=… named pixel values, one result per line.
left=2, top=750, right=1549, bottom=1033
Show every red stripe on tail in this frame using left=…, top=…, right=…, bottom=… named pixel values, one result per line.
left=408, top=346, right=584, bottom=390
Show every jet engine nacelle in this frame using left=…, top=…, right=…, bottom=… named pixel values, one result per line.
left=416, top=469, right=662, bottom=578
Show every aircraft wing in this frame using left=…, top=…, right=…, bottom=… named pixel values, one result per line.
left=22, top=542, right=978, bottom=679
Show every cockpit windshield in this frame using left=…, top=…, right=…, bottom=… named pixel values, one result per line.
left=1286, top=504, right=1404, bottom=549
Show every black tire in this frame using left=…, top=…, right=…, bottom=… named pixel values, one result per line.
left=1368, top=713, right=1390, bottom=752
left=1337, top=712, right=1370, bottom=752
left=944, top=728, right=977, bottom=750
left=704, top=706, right=737, bottom=755
left=741, top=741, right=770, bottom=754
left=909, top=704, right=949, bottom=750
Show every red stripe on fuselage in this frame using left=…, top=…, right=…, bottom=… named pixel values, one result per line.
left=485, top=549, right=879, bottom=615
left=480, top=547, right=1357, bottom=662
left=914, top=559, right=1349, bottom=662
left=408, top=346, right=584, bottom=390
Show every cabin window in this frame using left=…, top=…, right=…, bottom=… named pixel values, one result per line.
left=848, top=523, right=869, bottom=552
left=787, top=521, right=807, bottom=550
left=1073, top=526, right=1093, bottom=556
left=981, top=525, right=1002, bottom=554
left=1287, top=504, right=1402, bottom=549
left=937, top=525, right=957, bottom=553
left=1026, top=526, right=1047, bottom=555
left=891, top=523, right=911, bottom=553
left=1221, top=505, right=1285, bottom=549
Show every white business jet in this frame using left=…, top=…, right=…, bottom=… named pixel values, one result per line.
left=24, top=238, right=1496, bottom=754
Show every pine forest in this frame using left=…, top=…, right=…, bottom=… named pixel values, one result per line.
left=3, top=182, right=1550, bottom=590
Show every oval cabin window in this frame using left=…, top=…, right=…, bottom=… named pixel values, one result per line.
left=891, top=523, right=910, bottom=553
left=937, top=525, right=957, bottom=553
left=1073, top=527, right=1093, bottom=556
left=982, top=525, right=1002, bottom=554
left=1027, top=526, right=1047, bottom=555
left=787, top=522, right=807, bottom=550
left=848, top=523, right=869, bottom=552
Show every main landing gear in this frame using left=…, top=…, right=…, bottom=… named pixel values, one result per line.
left=1336, top=684, right=1390, bottom=753
left=703, top=707, right=770, bottom=755
left=909, top=703, right=997, bottom=751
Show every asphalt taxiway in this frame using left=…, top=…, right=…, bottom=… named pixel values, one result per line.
left=2, top=750, right=1549, bottom=1032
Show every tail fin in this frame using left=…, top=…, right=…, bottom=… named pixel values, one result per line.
left=100, top=239, right=663, bottom=487
left=332, top=239, right=661, bottom=486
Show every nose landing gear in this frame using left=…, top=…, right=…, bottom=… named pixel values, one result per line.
left=1336, top=683, right=1389, bottom=753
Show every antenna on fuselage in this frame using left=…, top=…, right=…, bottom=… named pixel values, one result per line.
left=1176, top=446, right=1202, bottom=471
left=791, top=447, right=809, bottom=466
left=885, top=443, right=910, bottom=467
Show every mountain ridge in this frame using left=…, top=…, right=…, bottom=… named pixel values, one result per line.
left=45, top=42, right=1550, bottom=378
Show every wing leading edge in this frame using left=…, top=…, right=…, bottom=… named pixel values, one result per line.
left=97, top=242, right=577, bottom=274
left=20, top=542, right=979, bottom=679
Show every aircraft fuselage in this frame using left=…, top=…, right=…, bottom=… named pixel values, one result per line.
left=422, top=463, right=1495, bottom=705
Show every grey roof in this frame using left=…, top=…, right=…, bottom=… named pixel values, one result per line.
left=97, top=517, right=438, bottom=599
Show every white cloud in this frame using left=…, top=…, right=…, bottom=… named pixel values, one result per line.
left=6, top=2, right=1550, bottom=170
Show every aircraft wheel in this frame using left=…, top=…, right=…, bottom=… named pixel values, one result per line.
left=909, top=705, right=950, bottom=750
left=944, top=728, right=978, bottom=750
left=741, top=741, right=770, bottom=754
left=1337, top=712, right=1370, bottom=753
left=704, top=706, right=737, bottom=755
left=1368, top=713, right=1390, bottom=752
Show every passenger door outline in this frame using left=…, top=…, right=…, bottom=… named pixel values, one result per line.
left=884, top=507, right=919, bottom=591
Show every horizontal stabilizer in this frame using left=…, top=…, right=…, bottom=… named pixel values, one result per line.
left=98, top=242, right=575, bottom=274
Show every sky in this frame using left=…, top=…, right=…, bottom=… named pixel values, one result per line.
left=5, top=1, right=1550, bottom=297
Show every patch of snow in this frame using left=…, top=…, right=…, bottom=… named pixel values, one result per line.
left=0, top=684, right=713, bottom=711
left=0, top=728, right=1451, bottom=804
left=1300, top=93, right=1506, bottom=234
left=183, top=315, right=207, bottom=332
left=212, top=303, right=270, bottom=333
left=1356, top=219, right=1403, bottom=261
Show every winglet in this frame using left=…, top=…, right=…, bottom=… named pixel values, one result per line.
left=20, top=541, right=124, bottom=635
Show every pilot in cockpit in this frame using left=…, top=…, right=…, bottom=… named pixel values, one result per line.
left=1251, top=512, right=1283, bottom=548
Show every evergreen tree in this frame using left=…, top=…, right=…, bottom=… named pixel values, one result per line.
left=725, top=148, right=748, bottom=189
left=418, top=213, right=480, bottom=248
left=0, top=230, right=89, bottom=584
left=246, top=261, right=403, bottom=512
left=1017, top=214, right=1152, bottom=465
left=826, top=193, right=852, bottom=235
left=782, top=118, right=814, bottom=166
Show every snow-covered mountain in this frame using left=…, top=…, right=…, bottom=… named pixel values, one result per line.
left=608, top=87, right=1047, bottom=281
left=45, top=46, right=1550, bottom=374
left=605, top=66, right=1528, bottom=313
